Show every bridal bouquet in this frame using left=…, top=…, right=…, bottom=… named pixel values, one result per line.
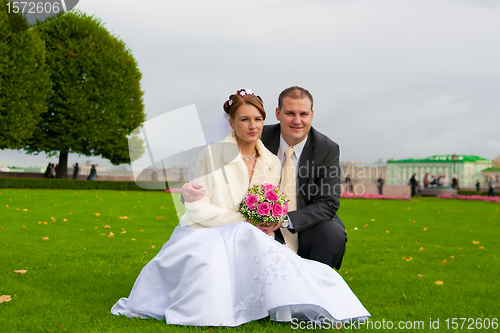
left=240, top=183, right=289, bottom=227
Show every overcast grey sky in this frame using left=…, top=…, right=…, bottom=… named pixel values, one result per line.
left=2, top=0, right=499, bottom=168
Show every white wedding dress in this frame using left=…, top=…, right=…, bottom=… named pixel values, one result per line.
left=111, top=222, right=370, bottom=326
left=111, top=135, right=370, bottom=326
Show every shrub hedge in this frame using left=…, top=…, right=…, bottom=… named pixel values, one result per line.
left=0, top=177, right=184, bottom=191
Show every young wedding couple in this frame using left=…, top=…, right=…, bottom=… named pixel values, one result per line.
left=111, top=86, right=370, bottom=326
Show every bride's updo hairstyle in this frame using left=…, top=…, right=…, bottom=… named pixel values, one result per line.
left=223, top=89, right=266, bottom=120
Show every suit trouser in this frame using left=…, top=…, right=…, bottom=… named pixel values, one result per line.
left=275, top=215, right=347, bottom=270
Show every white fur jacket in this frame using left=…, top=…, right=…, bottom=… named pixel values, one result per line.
left=180, top=134, right=282, bottom=230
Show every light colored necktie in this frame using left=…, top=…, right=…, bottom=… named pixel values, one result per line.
left=280, top=146, right=299, bottom=253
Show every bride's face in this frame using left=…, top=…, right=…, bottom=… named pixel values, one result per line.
left=229, top=104, right=264, bottom=144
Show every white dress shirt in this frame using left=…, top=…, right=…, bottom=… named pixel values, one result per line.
left=277, top=134, right=308, bottom=173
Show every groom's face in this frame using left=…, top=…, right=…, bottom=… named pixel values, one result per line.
left=275, top=97, right=314, bottom=146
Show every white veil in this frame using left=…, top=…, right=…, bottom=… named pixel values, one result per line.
left=187, top=113, right=232, bottom=182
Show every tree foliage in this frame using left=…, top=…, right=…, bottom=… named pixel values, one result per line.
left=0, top=2, right=51, bottom=149
left=1, top=0, right=30, bottom=32
left=25, top=11, right=146, bottom=177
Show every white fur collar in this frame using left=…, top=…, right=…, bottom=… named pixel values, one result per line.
left=222, top=133, right=273, bottom=166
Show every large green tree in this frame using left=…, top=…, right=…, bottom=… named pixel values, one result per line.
left=25, top=11, right=145, bottom=178
left=0, top=2, right=51, bottom=149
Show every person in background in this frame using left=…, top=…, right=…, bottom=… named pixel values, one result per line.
left=44, top=162, right=51, bottom=178
left=409, top=173, right=418, bottom=197
left=345, top=174, right=352, bottom=193
left=440, top=174, right=447, bottom=187
left=487, top=176, right=495, bottom=197
left=451, top=175, right=459, bottom=190
left=436, top=173, right=443, bottom=187
left=49, top=163, right=56, bottom=178
left=377, top=176, right=384, bottom=195
left=73, top=163, right=79, bottom=180
left=87, top=164, right=97, bottom=181
left=423, top=173, right=430, bottom=188
left=475, top=180, right=480, bottom=192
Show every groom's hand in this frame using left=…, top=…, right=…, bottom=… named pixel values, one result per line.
left=181, top=182, right=205, bottom=203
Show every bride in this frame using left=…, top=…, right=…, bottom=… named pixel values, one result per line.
left=111, top=89, right=370, bottom=326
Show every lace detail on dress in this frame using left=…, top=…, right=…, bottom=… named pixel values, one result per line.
left=256, top=244, right=303, bottom=282
left=233, top=243, right=303, bottom=315
left=233, top=292, right=266, bottom=315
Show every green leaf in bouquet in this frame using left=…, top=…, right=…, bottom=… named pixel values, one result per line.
left=252, top=218, right=263, bottom=226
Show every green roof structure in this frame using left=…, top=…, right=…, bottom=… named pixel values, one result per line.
left=482, top=167, right=500, bottom=172
left=387, top=155, right=490, bottom=164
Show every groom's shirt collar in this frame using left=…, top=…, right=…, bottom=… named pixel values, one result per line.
left=277, top=134, right=308, bottom=172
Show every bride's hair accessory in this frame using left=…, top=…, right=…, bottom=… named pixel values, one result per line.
left=223, top=89, right=266, bottom=120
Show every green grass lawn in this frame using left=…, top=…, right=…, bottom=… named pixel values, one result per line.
left=0, top=189, right=499, bottom=332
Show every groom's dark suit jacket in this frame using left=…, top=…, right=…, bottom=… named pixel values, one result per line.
left=261, top=124, right=343, bottom=233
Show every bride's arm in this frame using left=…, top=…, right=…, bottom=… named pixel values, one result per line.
left=183, top=149, right=244, bottom=228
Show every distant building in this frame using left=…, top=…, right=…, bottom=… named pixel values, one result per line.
left=482, top=155, right=500, bottom=188
left=482, top=167, right=500, bottom=187
left=340, top=162, right=386, bottom=185
left=386, top=155, right=491, bottom=187
left=23, top=166, right=44, bottom=173
left=493, top=156, right=500, bottom=168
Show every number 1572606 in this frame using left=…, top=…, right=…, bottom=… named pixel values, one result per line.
left=445, top=318, right=498, bottom=330
left=5, top=1, right=62, bottom=15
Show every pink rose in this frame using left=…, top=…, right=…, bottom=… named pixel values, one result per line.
left=265, top=190, right=278, bottom=202
left=272, top=203, right=284, bottom=217
left=262, top=183, right=276, bottom=191
left=246, top=194, right=258, bottom=210
left=257, top=202, right=271, bottom=216
left=283, top=202, right=289, bottom=214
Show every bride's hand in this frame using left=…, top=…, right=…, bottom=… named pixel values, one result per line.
left=255, top=222, right=281, bottom=234
left=247, top=220, right=273, bottom=237
left=181, top=182, right=205, bottom=203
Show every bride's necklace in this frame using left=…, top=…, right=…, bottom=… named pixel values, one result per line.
left=242, top=150, right=257, bottom=161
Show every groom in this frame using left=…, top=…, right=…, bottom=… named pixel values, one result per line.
left=183, top=86, right=346, bottom=269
